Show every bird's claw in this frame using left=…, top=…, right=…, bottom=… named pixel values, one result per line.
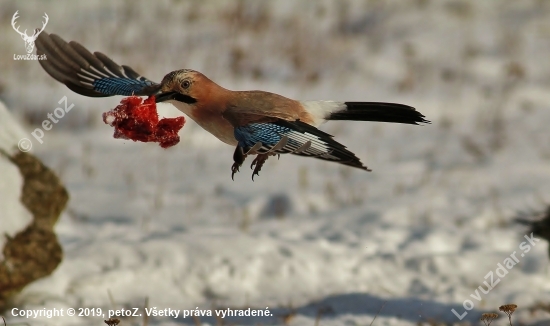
left=250, top=154, right=269, bottom=181
left=231, top=146, right=273, bottom=180
left=231, top=162, right=241, bottom=181
left=231, top=146, right=246, bottom=180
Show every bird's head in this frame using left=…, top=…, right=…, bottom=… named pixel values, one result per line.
left=155, top=69, right=212, bottom=105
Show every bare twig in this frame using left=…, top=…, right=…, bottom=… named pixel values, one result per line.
left=480, top=312, right=499, bottom=326
left=142, top=297, right=149, bottom=326
left=192, top=315, right=201, bottom=326
left=314, top=307, right=332, bottom=326
left=369, top=301, right=387, bottom=326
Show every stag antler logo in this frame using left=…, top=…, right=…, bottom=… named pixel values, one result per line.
left=12, top=10, right=48, bottom=54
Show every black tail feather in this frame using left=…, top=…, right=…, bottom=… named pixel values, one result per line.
left=329, top=102, right=430, bottom=125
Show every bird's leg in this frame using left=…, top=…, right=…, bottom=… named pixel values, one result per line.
left=250, top=153, right=274, bottom=180
left=231, top=146, right=246, bottom=180
left=249, top=136, right=291, bottom=180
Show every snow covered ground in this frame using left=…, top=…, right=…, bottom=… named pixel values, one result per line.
left=2, top=0, right=550, bottom=325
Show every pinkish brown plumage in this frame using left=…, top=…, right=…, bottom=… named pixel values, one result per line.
left=36, top=31, right=429, bottom=180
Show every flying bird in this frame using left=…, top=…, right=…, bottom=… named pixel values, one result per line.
left=35, top=31, right=429, bottom=180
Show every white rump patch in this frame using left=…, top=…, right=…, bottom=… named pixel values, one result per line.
left=300, top=101, right=346, bottom=127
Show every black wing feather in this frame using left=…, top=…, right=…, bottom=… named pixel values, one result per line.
left=235, top=120, right=371, bottom=171
left=275, top=120, right=370, bottom=170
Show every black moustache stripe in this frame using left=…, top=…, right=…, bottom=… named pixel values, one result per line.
left=173, top=93, right=197, bottom=104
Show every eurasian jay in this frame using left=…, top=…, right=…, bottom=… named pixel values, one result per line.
left=35, top=31, right=429, bottom=179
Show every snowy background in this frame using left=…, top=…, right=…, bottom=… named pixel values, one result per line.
left=2, top=0, right=550, bottom=325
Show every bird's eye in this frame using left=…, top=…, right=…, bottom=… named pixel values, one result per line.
left=181, top=80, right=191, bottom=89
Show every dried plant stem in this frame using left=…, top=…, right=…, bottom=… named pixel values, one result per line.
left=480, top=312, right=498, bottom=326
left=499, top=304, right=517, bottom=326
left=369, top=301, right=387, bottom=326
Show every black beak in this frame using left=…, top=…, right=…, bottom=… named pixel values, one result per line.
left=155, top=91, right=197, bottom=104
left=155, top=91, right=177, bottom=103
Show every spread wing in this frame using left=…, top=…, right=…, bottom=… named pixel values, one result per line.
left=35, top=31, right=160, bottom=97
left=234, top=119, right=370, bottom=170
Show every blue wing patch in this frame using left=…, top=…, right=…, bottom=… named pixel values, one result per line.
left=234, top=122, right=336, bottom=157
left=234, top=123, right=291, bottom=149
left=234, top=121, right=369, bottom=170
left=92, top=77, right=157, bottom=96
left=35, top=31, right=160, bottom=97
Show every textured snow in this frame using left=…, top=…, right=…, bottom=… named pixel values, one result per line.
left=2, top=1, right=550, bottom=325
